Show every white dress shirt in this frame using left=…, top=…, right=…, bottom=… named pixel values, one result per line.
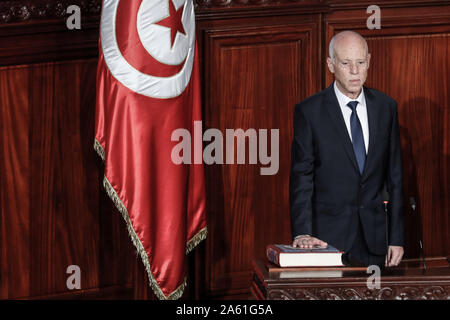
left=333, top=81, right=369, bottom=154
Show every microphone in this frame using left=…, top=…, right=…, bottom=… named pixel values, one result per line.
left=382, top=188, right=389, bottom=262
left=410, top=196, right=426, bottom=270
left=409, top=197, right=416, bottom=211
left=382, top=189, right=389, bottom=209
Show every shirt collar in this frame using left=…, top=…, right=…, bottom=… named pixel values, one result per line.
left=333, top=81, right=365, bottom=108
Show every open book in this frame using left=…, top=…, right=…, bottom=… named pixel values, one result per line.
left=266, top=244, right=344, bottom=267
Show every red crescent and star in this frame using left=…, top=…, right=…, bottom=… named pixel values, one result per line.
left=115, top=0, right=188, bottom=77
left=155, top=0, right=186, bottom=49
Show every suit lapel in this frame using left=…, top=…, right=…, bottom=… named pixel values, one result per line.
left=361, top=87, right=378, bottom=179
left=324, top=85, right=360, bottom=174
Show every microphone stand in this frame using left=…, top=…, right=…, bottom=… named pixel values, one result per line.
left=410, top=197, right=426, bottom=270
left=382, top=188, right=389, bottom=266
left=383, top=200, right=389, bottom=254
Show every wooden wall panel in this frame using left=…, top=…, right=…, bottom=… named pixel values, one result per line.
left=0, top=60, right=135, bottom=299
left=325, top=5, right=450, bottom=258
left=198, top=16, right=321, bottom=297
left=367, top=34, right=450, bottom=258
left=0, top=0, right=137, bottom=299
left=1, top=61, right=98, bottom=298
left=0, top=66, right=31, bottom=298
left=29, top=61, right=100, bottom=296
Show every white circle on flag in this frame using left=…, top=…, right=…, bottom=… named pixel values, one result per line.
left=101, top=0, right=195, bottom=99
left=137, top=0, right=192, bottom=66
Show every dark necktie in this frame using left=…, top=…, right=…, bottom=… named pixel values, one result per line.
left=347, top=101, right=366, bottom=174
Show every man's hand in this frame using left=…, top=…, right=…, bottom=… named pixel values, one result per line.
left=292, top=235, right=328, bottom=249
left=385, top=245, right=404, bottom=267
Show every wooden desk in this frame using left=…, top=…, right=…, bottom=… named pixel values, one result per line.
left=251, top=257, right=450, bottom=300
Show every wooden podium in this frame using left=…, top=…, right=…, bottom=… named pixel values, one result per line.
left=251, top=257, right=450, bottom=300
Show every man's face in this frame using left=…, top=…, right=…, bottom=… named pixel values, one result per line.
left=327, top=37, right=370, bottom=98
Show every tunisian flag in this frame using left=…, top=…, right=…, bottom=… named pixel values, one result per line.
left=94, top=0, right=207, bottom=300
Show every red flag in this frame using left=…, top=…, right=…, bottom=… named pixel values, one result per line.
left=94, top=0, right=207, bottom=300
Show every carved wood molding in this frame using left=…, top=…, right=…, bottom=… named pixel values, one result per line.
left=195, top=0, right=449, bottom=10
left=0, top=0, right=323, bottom=24
left=195, top=0, right=306, bottom=5
left=267, top=285, right=450, bottom=300
left=0, top=0, right=101, bottom=24
left=1, top=0, right=447, bottom=24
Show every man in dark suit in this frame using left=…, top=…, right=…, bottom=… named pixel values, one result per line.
left=289, top=31, right=404, bottom=267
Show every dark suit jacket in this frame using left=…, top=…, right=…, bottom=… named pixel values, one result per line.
left=289, top=84, right=405, bottom=255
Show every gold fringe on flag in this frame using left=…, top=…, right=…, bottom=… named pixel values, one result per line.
left=94, top=139, right=105, bottom=161
left=94, top=139, right=206, bottom=300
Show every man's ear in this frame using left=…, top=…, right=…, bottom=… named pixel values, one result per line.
left=327, top=57, right=335, bottom=74
left=367, top=53, right=371, bottom=69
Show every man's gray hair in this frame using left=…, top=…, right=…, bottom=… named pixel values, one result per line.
left=329, top=31, right=369, bottom=60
